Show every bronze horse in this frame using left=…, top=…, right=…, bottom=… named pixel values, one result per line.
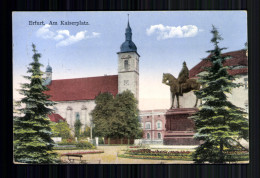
left=162, top=73, right=200, bottom=109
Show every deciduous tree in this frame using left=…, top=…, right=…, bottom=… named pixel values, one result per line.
left=91, top=90, right=142, bottom=142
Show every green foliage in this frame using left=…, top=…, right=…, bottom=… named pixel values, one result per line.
left=91, top=90, right=142, bottom=139
left=79, top=125, right=90, bottom=138
left=50, top=121, right=72, bottom=139
left=191, top=26, right=249, bottom=163
left=98, top=137, right=104, bottom=144
left=74, top=118, right=83, bottom=138
left=57, top=138, right=77, bottom=145
left=91, top=92, right=114, bottom=137
left=76, top=140, right=95, bottom=149
left=13, top=44, right=58, bottom=163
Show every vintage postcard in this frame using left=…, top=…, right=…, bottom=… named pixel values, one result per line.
left=13, top=11, right=248, bottom=164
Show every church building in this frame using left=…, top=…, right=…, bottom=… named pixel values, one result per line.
left=45, top=18, right=140, bottom=130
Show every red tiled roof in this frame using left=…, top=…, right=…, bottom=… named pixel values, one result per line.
left=227, top=68, right=248, bottom=76
left=48, top=113, right=65, bottom=123
left=189, top=49, right=248, bottom=78
left=45, top=75, right=118, bottom=101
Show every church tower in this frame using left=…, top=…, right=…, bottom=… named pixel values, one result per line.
left=43, top=63, right=52, bottom=85
left=117, top=15, right=140, bottom=101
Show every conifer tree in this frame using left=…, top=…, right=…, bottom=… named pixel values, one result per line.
left=74, top=118, right=83, bottom=138
left=192, top=26, right=249, bottom=163
left=13, top=44, right=58, bottom=163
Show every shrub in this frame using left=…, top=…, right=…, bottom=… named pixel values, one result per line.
left=58, top=138, right=77, bottom=145
left=98, top=137, right=104, bottom=144
left=76, top=141, right=95, bottom=149
left=50, top=121, right=72, bottom=139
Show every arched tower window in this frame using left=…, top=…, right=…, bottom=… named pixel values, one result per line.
left=124, top=60, right=129, bottom=70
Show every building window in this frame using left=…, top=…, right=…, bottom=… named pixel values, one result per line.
left=244, top=78, right=248, bottom=89
left=158, top=133, right=161, bottom=139
left=145, top=122, right=151, bottom=130
left=156, top=121, right=162, bottom=130
left=147, top=133, right=150, bottom=139
left=75, top=112, right=80, bottom=121
left=124, top=60, right=129, bottom=70
left=146, top=116, right=149, bottom=118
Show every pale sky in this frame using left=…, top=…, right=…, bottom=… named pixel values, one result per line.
left=13, top=11, right=247, bottom=110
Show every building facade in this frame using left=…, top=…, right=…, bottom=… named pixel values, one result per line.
left=139, top=109, right=167, bottom=144
left=45, top=18, right=140, bottom=131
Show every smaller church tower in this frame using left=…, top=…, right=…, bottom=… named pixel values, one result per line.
left=43, top=63, right=52, bottom=85
left=117, top=15, right=140, bottom=101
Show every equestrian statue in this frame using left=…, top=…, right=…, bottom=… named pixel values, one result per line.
left=162, top=62, right=200, bottom=109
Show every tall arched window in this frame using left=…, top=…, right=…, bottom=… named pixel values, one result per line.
left=66, top=106, right=73, bottom=127
left=145, top=122, right=151, bottom=130
left=147, top=133, right=150, bottom=139
left=124, top=60, right=129, bottom=70
left=75, top=112, right=80, bottom=121
left=156, top=120, right=162, bottom=130
left=81, top=105, right=87, bottom=126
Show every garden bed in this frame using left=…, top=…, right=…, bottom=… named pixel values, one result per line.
left=54, top=147, right=92, bottom=150
left=119, top=149, right=249, bottom=162
left=61, top=150, right=104, bottom=156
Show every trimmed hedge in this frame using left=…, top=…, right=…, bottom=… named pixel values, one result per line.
left=76, top=141, right=95, bottom=149
left=121, top=149, right=249, bottom=162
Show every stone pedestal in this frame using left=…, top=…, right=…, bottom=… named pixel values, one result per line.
left=163, top=108, right=200, bottom=145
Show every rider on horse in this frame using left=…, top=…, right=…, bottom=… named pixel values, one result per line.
left=177, top=61, right=189, bottom=96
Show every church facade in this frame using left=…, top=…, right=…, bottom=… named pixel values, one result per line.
left=45, top=19, right=139, bottom=131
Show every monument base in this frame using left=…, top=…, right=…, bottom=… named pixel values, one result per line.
left=163, top=108, right=200, bottom=145
left=163, top=131, right=200, bottom=145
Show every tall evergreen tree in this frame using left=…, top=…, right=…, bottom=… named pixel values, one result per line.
left=13, top=44, right=58, bottom=163
left=74, top=117, right=83, bottom=138
left=191, top=26, right=249, bottom=163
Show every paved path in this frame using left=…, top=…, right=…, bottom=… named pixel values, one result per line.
left=55, top=146, right=248, bottom=164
